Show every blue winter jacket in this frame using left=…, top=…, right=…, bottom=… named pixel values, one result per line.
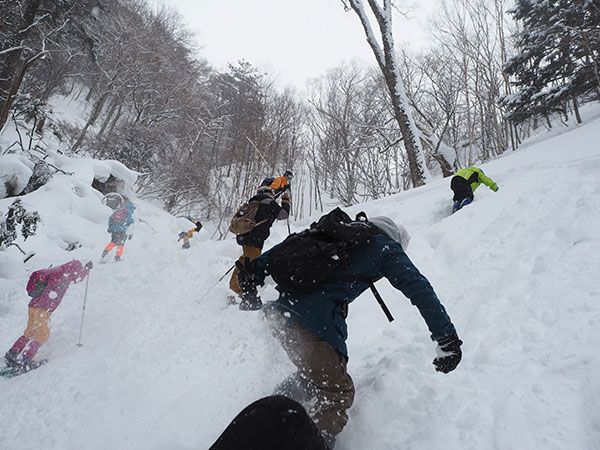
left=108, top=201, right=135, bottom=233
left=254, top=233, right=457, bottom=357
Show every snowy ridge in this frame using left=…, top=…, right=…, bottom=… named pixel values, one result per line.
left=1, top=113, right=600, bottom=449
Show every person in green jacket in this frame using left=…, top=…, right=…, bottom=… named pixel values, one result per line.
left=451, top=166, right=498, bottom=212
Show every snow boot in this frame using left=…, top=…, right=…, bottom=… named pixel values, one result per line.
left=101, top=249, right=108, bottom=259
left=114, top=256, right=121, bottom=262
left=182, top=242, right=191, bottom=249
left=239, top=296, right=263, bottom=311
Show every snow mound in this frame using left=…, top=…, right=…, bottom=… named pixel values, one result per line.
left=0, top=154, right=33, bottom=198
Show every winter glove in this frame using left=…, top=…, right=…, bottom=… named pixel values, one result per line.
left=239, top=292, right=263, bottom=311
left=491, top=183, right=499, bottom=192
left=85, top=261, right=94, bottom=270
left=433, top=334, right=462, bottom=374
left=128, top=234, right=133, bottom=240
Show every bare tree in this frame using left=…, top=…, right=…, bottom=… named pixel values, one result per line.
left=343, top=0, right=429, bottom=187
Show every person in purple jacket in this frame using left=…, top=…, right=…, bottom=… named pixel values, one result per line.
left=4, top=259, right=93, bottom=370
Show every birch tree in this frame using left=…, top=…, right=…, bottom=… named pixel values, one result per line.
left=343, top=0, right=429, bottom=187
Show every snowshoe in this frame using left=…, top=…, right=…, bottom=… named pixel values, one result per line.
left=4, top=351, right=19, bottom=368
left=0, top=358, right=47, bottom=378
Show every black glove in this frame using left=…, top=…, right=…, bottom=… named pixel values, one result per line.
left=433, top=334, right=462, bottom=374
left=239, top=292, right=263, bottom=311
left=85, top=261, right=94, bottom=270
left=128, top=234, right=133, bottom=240
left=237, top=257, right=261, bottom=291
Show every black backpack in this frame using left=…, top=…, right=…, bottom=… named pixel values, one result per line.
left=266, top=208, right=394, bottom=321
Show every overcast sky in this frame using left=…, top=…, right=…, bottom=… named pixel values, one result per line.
left=160, top=0, right=437, bottom=87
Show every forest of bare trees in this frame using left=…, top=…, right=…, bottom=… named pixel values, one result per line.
left=1, top=0, right=598, bottom=231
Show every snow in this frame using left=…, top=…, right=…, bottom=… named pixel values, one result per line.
left=1, top=108, right=600, bottom=449
left=0, top=154, right=33, bottom=199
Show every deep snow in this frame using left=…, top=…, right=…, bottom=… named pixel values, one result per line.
left=1, top=111, right=600, bottom=450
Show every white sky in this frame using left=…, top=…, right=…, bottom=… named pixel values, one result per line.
left=160, top=0, right=437, bottom=87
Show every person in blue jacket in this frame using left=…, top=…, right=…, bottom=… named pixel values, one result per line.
left=101, top=196, right=135, bottom=262
left=238, top=215, right=462, bottom=449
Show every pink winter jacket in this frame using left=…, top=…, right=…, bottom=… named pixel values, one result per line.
left=27, top=260, right=90, bottom=313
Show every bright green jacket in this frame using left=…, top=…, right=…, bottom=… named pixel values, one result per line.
left=455, top=167, right=498, bottom=193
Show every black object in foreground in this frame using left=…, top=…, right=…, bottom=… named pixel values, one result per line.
left=210, top=395, right=330, bottom=450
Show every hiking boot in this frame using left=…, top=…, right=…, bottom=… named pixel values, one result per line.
left=239, top=297, right=263, bottom=311
left=4, top=351, right=19, bottom=367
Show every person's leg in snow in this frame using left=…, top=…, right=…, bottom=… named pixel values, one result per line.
left=6, top=307, right=51, bottom=367
left=268, top=312, right=354, bottom=446
left=209, top=395, right=330, bottom=450
left=274, top=371, right=317, bottom=404
left=229, top=245, right=262, bottom=297
left=450, top=175, right=474, bottom=212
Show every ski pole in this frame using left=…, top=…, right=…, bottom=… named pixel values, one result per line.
left=77, top=274, right=91, bottom=347
left=196, top=264, right=235, bottom=303
left=369, top=282, right=394, bottom=323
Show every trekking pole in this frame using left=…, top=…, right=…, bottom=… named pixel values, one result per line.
left=369, top=282, right=394, bottom=322
left=196, top=264, right=235, bottom=304
left=77, top=275, right=91, bottom=347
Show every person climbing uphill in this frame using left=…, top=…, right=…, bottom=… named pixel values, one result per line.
left=179, top=221, right=203, bottom=249
left=101, top=196, right=135, bottom=262
left=236, top=208, right=461, bottom=448
left=451, top=166, right=498, bottom=212
left=260, top=170, right=293, bottom=197
left=228, top=185, right=290, bottom=309
left=4, top=259, right=93, bottom=372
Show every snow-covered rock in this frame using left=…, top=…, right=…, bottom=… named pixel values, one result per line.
left=0, top=154, right=33, bottom=198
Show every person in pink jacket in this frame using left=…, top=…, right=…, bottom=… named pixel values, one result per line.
left=4, top=259, right=93, bottom=369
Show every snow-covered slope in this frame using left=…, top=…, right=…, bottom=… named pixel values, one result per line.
left=1, top=112, right=600, bottom=449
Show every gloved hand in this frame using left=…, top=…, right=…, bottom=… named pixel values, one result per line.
left=239, top=292, right=263, bottom=311
left=492, top=184, right=499, bottom=192
left=128, top=234, right=133, bottom=240
left=433, top=334, right=462, bottom=373
left=85, top=261, right=94, bottom=270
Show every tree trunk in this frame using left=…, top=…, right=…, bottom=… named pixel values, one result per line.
left=71, top=90, right=111, bottom=152
left=0, top=0, right=43, bottom=131
left=572, top=97, right=582, bottom=124
left=347, top=0, right=428, bottom=187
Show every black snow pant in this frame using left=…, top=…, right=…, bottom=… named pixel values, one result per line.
left=451, top=176, right=474, bottom=203
left=209, top=395, right=330, bottom=450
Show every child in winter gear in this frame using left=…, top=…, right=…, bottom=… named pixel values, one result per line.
left=102, top=198, right=135, bottom=261
left=5, top=260, right=92, bottom=369
left=229, top=186, right=290, bottom=302
left=178, top=221, right=202, bottom=249
left=210, top=395, right=329, bottom=450
left=238, top=211, right=461, bottom=445
left=451, top=166, right=498, bottom=212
